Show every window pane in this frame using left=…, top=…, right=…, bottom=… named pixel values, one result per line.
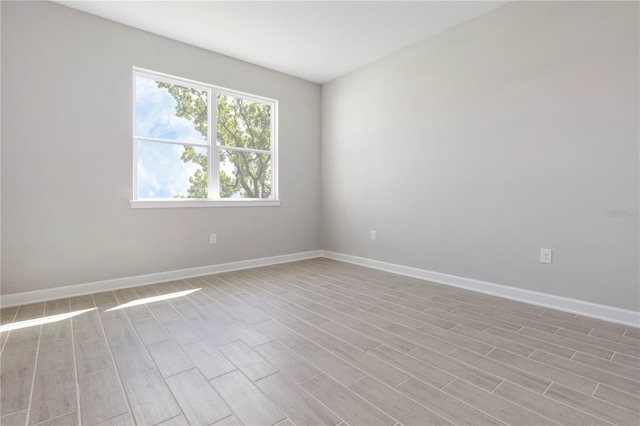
left=137, top=141, right=208, bottom=199
left=135, top=76, right=207, bottom=143
left=219, top=148, right=271, bottom=199
left=217, top=94, right=271, bottom=151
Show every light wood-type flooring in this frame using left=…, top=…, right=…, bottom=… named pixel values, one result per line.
left=1, top=258, right=639, bottom=425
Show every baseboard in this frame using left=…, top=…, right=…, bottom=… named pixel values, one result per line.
left=3, top=249, right=638, bottom=327
left=0, top=250, right=323, bottom=308
left=321, top=250, right=640, bottom=328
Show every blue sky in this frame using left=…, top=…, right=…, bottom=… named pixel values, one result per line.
left=135, top=76, right=207, bottom=198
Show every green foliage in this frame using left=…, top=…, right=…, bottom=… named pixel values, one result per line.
left=158, top=82, right=272, bottom=199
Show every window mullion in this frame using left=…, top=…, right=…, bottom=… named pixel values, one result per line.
left=208, top=89, right=219, bottom=199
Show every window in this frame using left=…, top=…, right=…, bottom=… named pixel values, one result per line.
left=131, top=68, right=278, bottom=208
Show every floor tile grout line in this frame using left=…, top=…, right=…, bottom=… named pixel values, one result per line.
left=23, top=323, right=43, bottom=426
left=68, top=299, right=83, bottom=426
left=5, top=259, right=639, bottom=426
left=254, top=368, right=347, bottom=426
left=0, top=308, right=19, bottom=354
left=444, top=378, right=564, bottom=426
left=516, top=326, right=619, bottom=359
left=526, top=348, right=640, bottom=397
left=215, top=275, right=457, bottom=391
left=255, top=270, right=533, bottom=361
left=91, top=292, right=140, bottom=425
left=230, top=271, right=478, bottom=363
left=130, top=282, right=289, bottom=426
left=514, top=376, right=634, bottom=426
left=229, top=264, right=635, bottom=406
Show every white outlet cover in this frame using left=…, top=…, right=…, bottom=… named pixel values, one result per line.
left=540, top=248, right=552, bottom=264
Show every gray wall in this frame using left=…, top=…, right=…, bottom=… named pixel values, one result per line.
left=321, top=1, right=640, bottom=311
left=1, top=1, right=321, bottom=294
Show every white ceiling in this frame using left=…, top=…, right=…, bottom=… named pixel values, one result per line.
left=54, top=1, right=508, bottom=84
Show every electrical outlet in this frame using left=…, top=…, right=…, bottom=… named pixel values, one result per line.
left=209, top=233, right=217, bottom=244
left=370, top=230, right=376, bottom=241
left=540, top=248, right=552, bottom=264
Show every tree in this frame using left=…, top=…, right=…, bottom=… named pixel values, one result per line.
left=158, top=82, right=272, bottom=198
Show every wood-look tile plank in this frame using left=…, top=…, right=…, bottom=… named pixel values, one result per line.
left=519, top=326, right=614, bottom=359
left=545, top=383, right=640, bottom=425
left=280, top=304, right=331, bottom=326
left=530, top=349, right=640, bottom=396
left=182, top=339, right=236, bottom=380
left=363, top=306, right=425, bottom=329
left=165, top=368, right=232, bottom=425
left=589, top=328, right=640, bottom=348
left=556, top=328, right=640, bottom=357
left=275, top=316, right=344, bottom=350
left=352, top=323, right=417, bottom=353
left=155, top=415, right=189, bottom=425
left=493, top=380, right=607, bottom=425
left=72, top=313, right=102, bottom=343
left=131, top=318, right=170, bottom=345
left=393, top=307, right=457, bottom=330
left=146, top=338, right=195, bottom=378
left=485, top=326, right=576, bottom=358
left=380, top=323, right=458, bottom=354
left=254, top=319, right=308, bottom=348
left=218, top=341, right=278, bottom=381
left=331, top=343, right=410, bottom=387
left=625, top=328, right=640, bottom=339
left=611, top=352, right=640, bottom=369
left=101, top=318, right=154, bottom=376
left=593, top=384, right=640, bottom=414
left=451, top=324, right=534, bottom=357
left=212, top=415, right=241, bottom=425
left=1, top=409, right=27, bottom=426
left=453, top=308, right=524, bottom=332
left=511, top=310, right=592, bottom=334
left=348, top=375, right=454, bottom=425
left=256, top=372, right=341, bottom=426
left=146, top=302, right=181, bottom=323
left=78, top=367, right=129, bottom=426
left=415, top=323, right=494, bottom=354
left=442, top=379, right=554, bottom=425
left=486, top=348, right=597, bottom=395
left=449, top=348, right=551, bottom=393
left=293, top=342, right=365, bottom=386
left=0, top=366, right=35, bottom=417
left=32, top=411, right=79, bottom=426
left=162, top=318, right=207, bottom=345
left=396, top=378, right=506, bottom=426
left=121, top=368, right=181, bottom=426
left=368, top=345, right=454, bottom=389
left=74, top=337, right=111, bottom=377
left=300, top=374, right=395, bottom=426
left=254, top=340, right=319, bottom=382
left=35, top=336, right=74, bottom=375
left=210, top=370, right=285, bottom=425
left=225, top=321, right=272, bottom=347
left=572, top=351, right=640, bottom=380
left=482, top=310, right=559, bottom=333
left=14, top=303, right=45, bottom=321
left=94, top=413, right=135, bottom=426
left=28, top=367, right=77, bottom=425
left=424, top=308, right=493, bottom=331
left=408, top=346, right=502, bottom=391
left=317, top=321, right=380, bottom=351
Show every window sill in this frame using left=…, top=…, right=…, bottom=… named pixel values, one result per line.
left=130, top=199, right=281, bottom=208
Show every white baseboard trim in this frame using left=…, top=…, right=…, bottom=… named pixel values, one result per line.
left=322, top=250, right=640, bottom=328
left=0, top=250, right=323, bottom=308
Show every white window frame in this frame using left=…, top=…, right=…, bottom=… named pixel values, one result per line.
left=130, top=67, right=279, bottom=208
